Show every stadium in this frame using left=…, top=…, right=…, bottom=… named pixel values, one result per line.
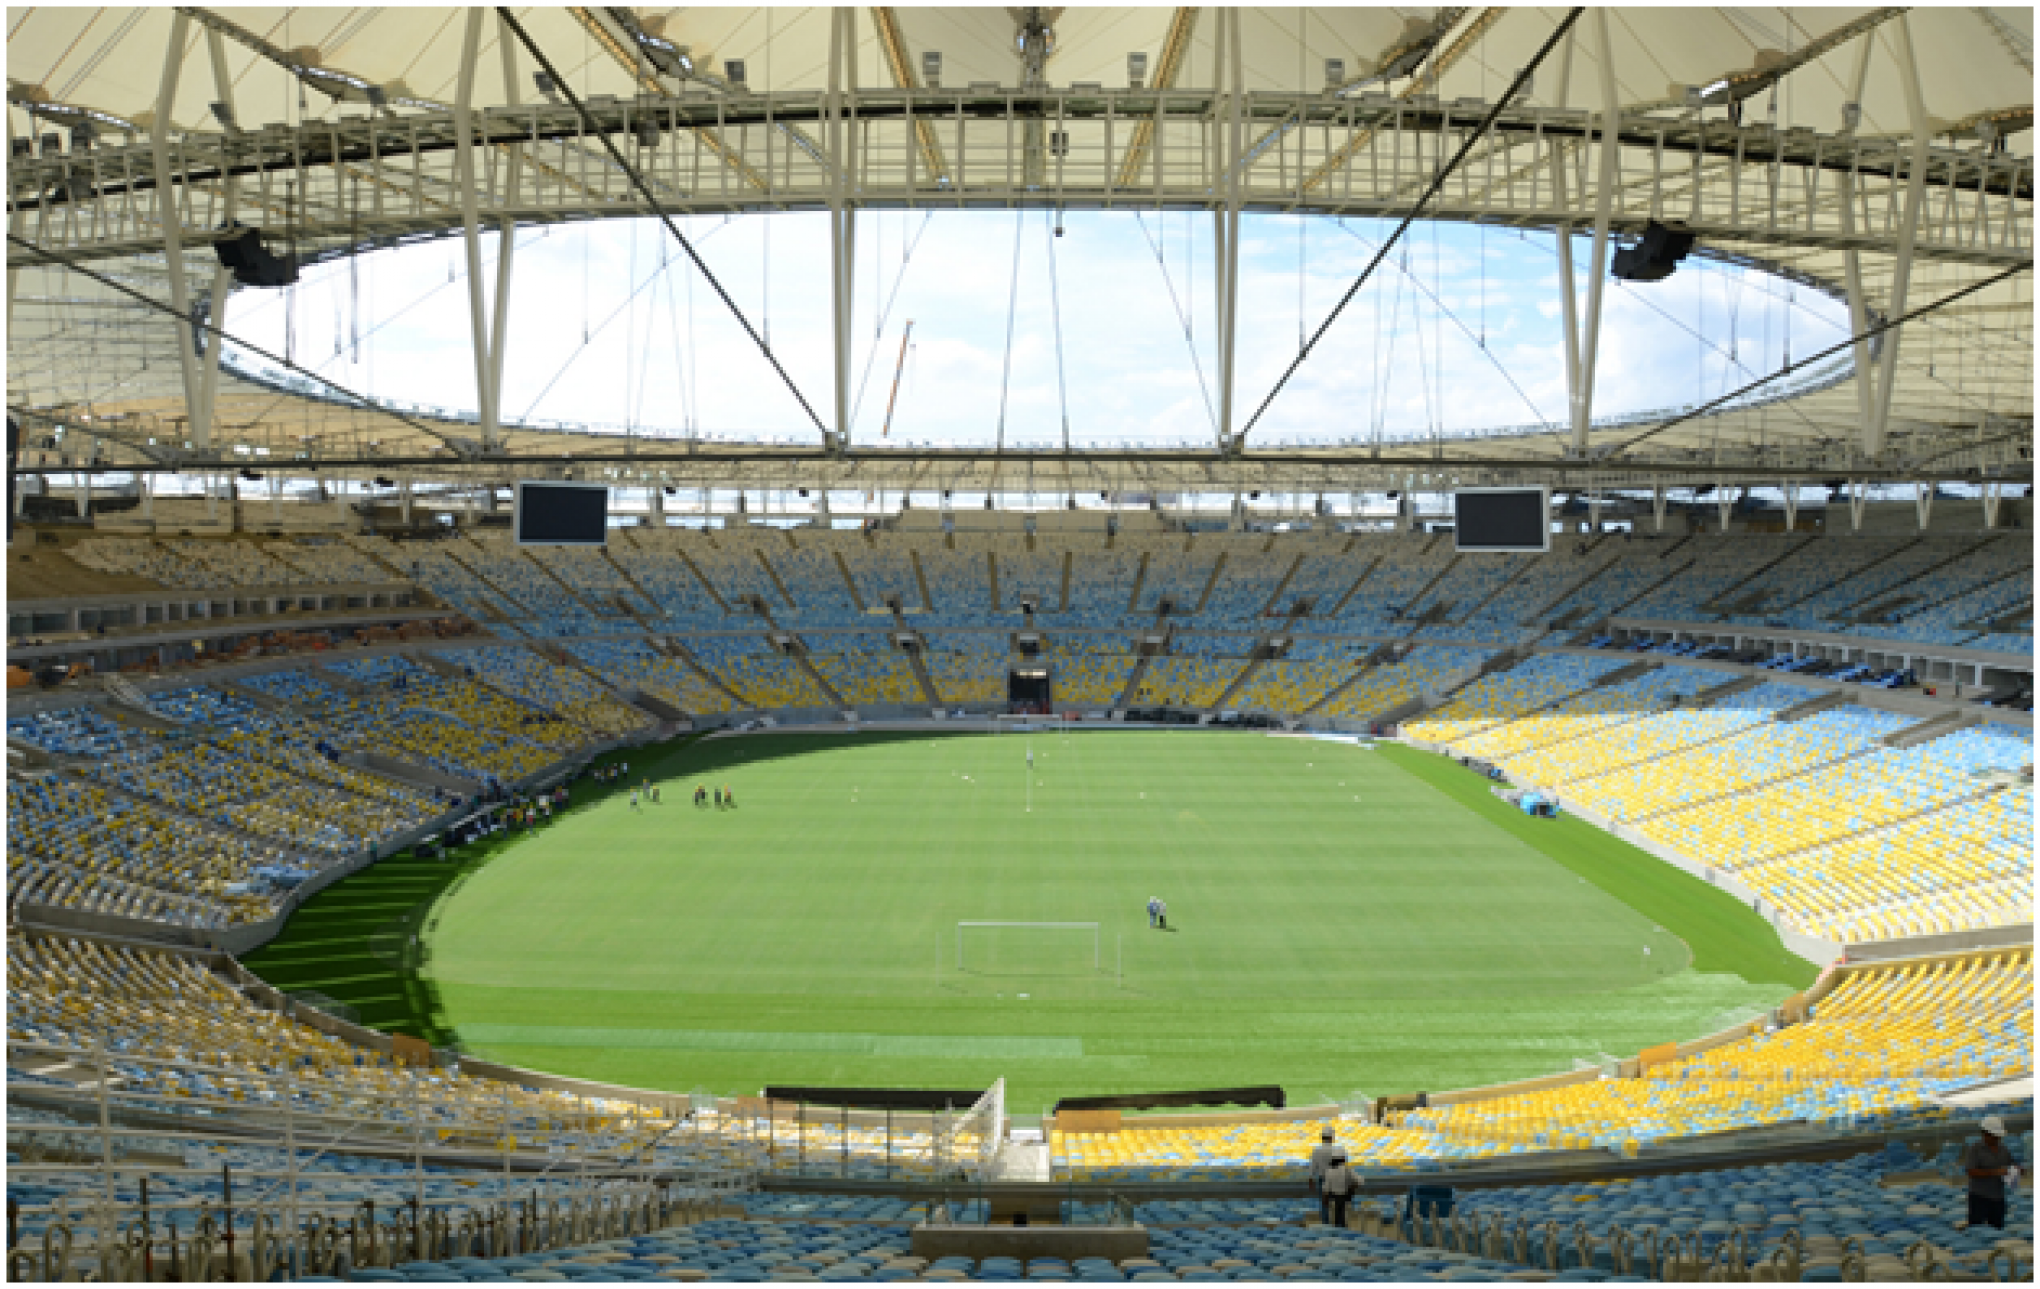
left=4, top=3, right=2034, bottom=1282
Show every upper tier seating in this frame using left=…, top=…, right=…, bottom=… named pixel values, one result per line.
left=265, top=536, right=399, bottom=585
left=1623, top=535, right=1809, bottom=619
left=1061, top=547, right=1145, bottom=629
left=1853, top=536, right=2035, bottom=646
left=1404, top=553, right=1530, bottom=641
left=1441, top=542, right=1609, bottom=645
left=1317, top=645, right=1493, bottom=720
left=1401, top=653, right=1631, bottom=744
left=568, top=638, right=738, bottom=714
left=1755, top=536, right=1993, bottom=633
left=838, top=532, right=926, bottom=612
left=1195, top=536, right=1305, bottom=629
left=685, top=530, right=796, bottom=612
left=993, top=543, right=1065, bottom=614
left=1716, top=534, right=1915, bottom=623
left=1325, top=539, right=1456, bottom=636
left=458, top=646, right=657, bottom=737
left=806, top=633, right=924, bottom=705
left=388, top=540, right=529, bottom=629
left=1277, top=543, right=1371, bottom=622
left=523, top=542, right=658, bottom=620
left=1134, top=541, right=1222, bottom=615
left=608, top=529, right=729, bottom=630
left=915, top=543, right=999, bottom=625
left=692, top=634, right=830, bottom=709
left=460, top=534, right=635, bottom=637
left=57, top=529, right=2033, bottom=654
left=773, top=542, right=868, bottom=629
left=1533, top=541, right=1689, bottom=638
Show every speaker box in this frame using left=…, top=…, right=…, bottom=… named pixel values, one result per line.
left=1612, top=220, right=1695, bottom=282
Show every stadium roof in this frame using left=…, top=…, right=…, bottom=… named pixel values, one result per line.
left=6, top=6, right=2033, bottom=498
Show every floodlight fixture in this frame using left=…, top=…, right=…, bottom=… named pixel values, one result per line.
left=922, top=51, right=942, bottom=88
left=1127, top=51, right=1148, bottom=89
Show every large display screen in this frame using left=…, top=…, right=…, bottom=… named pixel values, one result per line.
left=1454, top=488, right=1550, bottom=552
left=515, top=481, right=609, bottom=546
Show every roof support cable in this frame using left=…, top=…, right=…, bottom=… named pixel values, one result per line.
left=994, top=209, right=1026, bottom=453
left=849, top=211, right=935, bottom=431
left=519, top=221, right=735, bottom=424
left=1131, top=211, right=1219, bottom=436
left=1045, top=210, right=1072, bottom=455
left=7, top=231, right=470, bottom=454
left=1239, top=6, right=1584, bottom=442
left=495, top=7, right=830, bottom=443
left=1610, top=262, right=2030, bottom=459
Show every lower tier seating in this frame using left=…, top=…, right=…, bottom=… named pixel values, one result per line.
left=1056, top=951, right=2031, bottom=1178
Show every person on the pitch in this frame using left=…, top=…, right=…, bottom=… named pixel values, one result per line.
left=723, top=785, right=736, bottom=809
left=714, top=788, right=723, bottom=809
left=1146, top=896, right=1160, bottom=929
left=1156, top=897, right=1168, bottom=931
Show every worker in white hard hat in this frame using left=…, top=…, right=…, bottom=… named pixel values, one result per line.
left=1309, top=1126, right=1348, bottom=1224
left=1959, top=1115, right=2017, bottom=1230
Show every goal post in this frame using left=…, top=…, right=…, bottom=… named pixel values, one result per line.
left=956, top=921, right=1100, bottom=971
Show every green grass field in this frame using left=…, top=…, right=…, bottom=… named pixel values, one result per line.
left=247, top=730, right=1814, bottom=1111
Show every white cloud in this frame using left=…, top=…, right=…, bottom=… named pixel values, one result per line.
left=227, top=213, right=1847, bottom=449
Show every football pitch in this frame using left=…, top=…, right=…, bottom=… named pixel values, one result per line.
left=250, top=730, right=1816, bottom=1110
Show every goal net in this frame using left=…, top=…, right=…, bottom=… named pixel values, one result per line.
left=956, top=921, right=1100, bottom=974
left=933, top=1077, right=1006, bottom=1182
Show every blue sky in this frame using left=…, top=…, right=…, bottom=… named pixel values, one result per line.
left=228, top=211, right=1849, bottom=449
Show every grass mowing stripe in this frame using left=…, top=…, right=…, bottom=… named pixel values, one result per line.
left=458, top=1025, right=1083, bottom=1058
left=413, top=730, right=1800, bottom=1102
left=247, top=730, right=1808, bottom=1103
left=1375, top=743, right=1817, bottom=988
